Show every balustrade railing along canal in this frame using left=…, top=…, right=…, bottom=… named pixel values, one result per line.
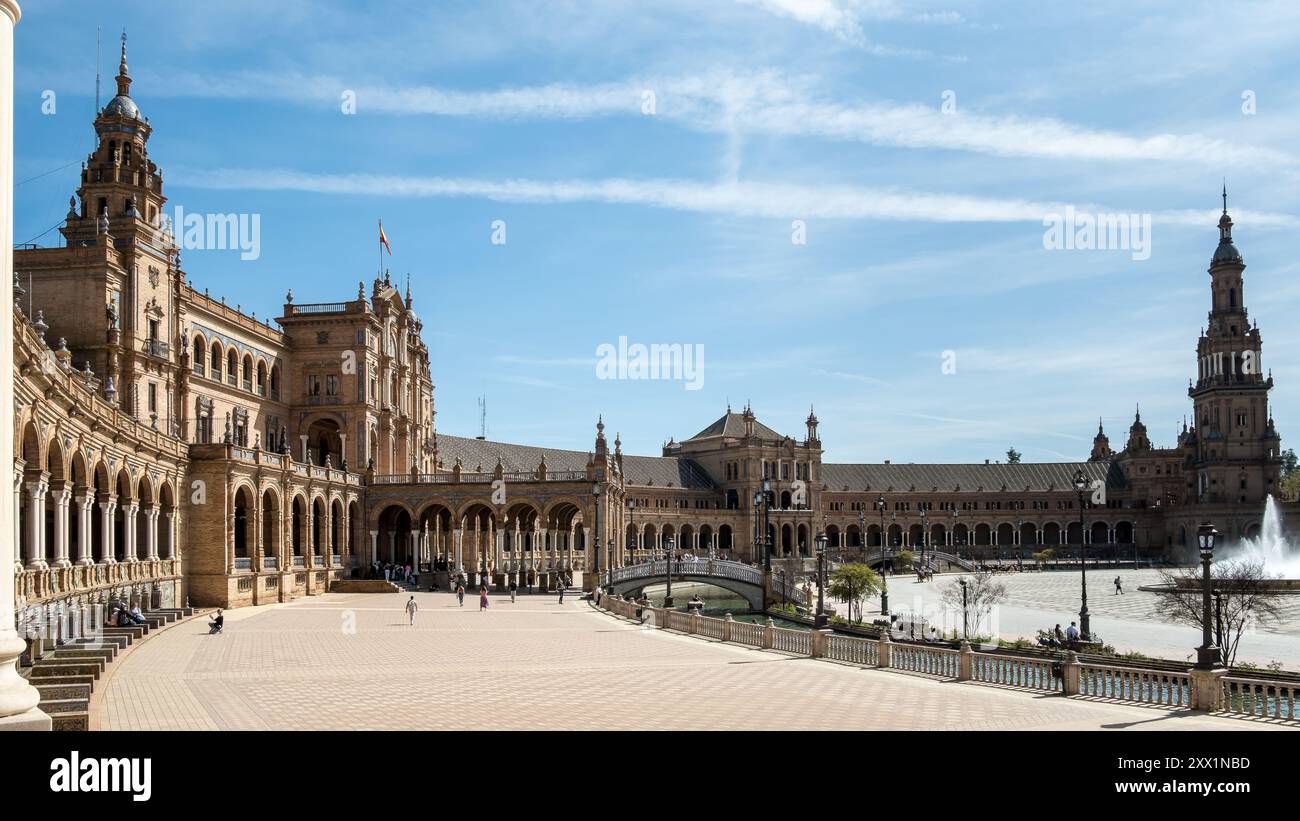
left=592, top=596, right=1298, bottom=723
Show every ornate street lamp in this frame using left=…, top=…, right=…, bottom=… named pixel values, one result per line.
left=918, top=507, right=928, bottom=570
left=814, top=533, right=829, bottom=629
left=1015, top=517, right=1023, bottom=571
left=876, top=494, right=889, bottom=614
left=762, top=479, right=772, bottom=573
left=663, top=535, right=675, bottom=607
left=753, top=491, right=762, bottom=565
left=626, top=498, right=637, bottom=565
left=1072, top=469, right=1091, bottom=641
left=959, top=577, right=969, bottom=639
left=952, top=508, right=960, bottom=560
left=1195, top=522, right=1222, bottom=669
left=592, top=480, right=602, bottom=590
left=857, top=510, right=866, bottom=562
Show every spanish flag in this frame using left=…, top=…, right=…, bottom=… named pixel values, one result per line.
left=379, top=221, right=392, bottom=256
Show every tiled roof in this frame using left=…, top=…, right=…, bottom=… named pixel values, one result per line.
left=820, top=461, right=1124, bottom=493
left=436, top=434, right=714, bottom=490
left=685, top=411, right=785, bottom=442
left=621, top=455, right=715, bottom=490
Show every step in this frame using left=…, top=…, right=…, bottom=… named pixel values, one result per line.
left=37, top=697, right=89, bottom=715
left=72, top=635, right=130, bottom=651
left=34, top=682, right=92, bottom=701
left=26, top=672, right=95, bottom=689
left=100, top=625, right=146, bottom=640
left=30, top=661, right=102, bottom=680
left=51, top=711, right=89, bottom=732
left=52, top=646, right=116, bottom=661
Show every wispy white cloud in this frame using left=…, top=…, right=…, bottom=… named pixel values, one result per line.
left=179, top=166, right=1300, bottom=227
left=147, top=67, right=1297, bottom=169
left=733, top=0, right=966, bottom=58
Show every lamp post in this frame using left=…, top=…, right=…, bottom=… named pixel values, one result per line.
left=1212, top=589, right=1224, bottom=652
left=626, top=498, right=636, bottom=565
left=952, top=509, right=960, bottom=559
left=663, top=535, right=675, bottom=607
left=1195, top=522, right=1222, bottom=669
left=918, top=507, right=928, bottom=570
left=778, top=567, right=786, bottom=610
left=752, top=491, right=762, bottom=565
left=858, top=510, right=866, bottom=563
left=606, top=538, right=615, bottom=588
left=591, top=480, right=602, bottom=591
left=1072, top=469, right=1091, bottom=641
left=959, top=577, right=969, bottom=639
left=761, top=479, right=772, bottom=573
left=814, top=533, right=829, bottom=629
left=1015, top=517, right=1023, bottom=571
left=876, top=495, right=889, bottom=614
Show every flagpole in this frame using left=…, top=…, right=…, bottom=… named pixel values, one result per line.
left=378, top=219, right=382, bottom=280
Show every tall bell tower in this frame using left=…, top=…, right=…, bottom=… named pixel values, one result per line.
left=1187, top=190, right=1281, bottom=503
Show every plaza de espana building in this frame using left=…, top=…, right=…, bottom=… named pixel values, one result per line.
left=10, top=46, right=1293, bottom=631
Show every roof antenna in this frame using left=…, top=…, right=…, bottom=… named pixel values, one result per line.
left=476, top=396, right=487, bottom=440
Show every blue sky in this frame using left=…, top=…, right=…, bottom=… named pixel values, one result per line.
left=12, top=0, right=1300, bottom=464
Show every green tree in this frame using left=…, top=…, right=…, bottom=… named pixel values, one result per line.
left=828, top=564, right=881, bottom=624
left=1006, top=447, right=1022, bottom=464
left=894, top=549, right=914, bottom=570
left=1281, top=449, right=1300, bottom=501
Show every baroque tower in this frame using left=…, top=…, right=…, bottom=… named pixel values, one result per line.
left=1187, top=191, right=1281, bottom=503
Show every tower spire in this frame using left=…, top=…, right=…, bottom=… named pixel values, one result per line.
left=116, top=29, right=131, bottom=98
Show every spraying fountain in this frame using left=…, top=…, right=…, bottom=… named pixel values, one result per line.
left=1140, top=495, right=1300, bottom=593
left=1230, top=495, right=1300, bottom=579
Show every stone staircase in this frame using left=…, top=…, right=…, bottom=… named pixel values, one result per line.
left=20, top=607, right=196, bottom=730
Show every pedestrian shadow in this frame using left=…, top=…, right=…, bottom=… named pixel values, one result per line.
left=1098, top=710, right=1201, bottom=729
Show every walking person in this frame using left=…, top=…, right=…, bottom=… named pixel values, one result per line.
left=405, top=595, right=418, bottom=626
left=479, top=585, right=489, bottom=611
left=1114, top=576, right=1123, bottom=595
left=456, top=582, right=466, bottom=607
left=558, top=582, right=566, bottom=605
left=509, top=578, right=517, bottom=603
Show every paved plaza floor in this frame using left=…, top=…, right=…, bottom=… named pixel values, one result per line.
left=836, top=569, right=1300, bottom=667
left=96, top=589, right=1294, bottom=731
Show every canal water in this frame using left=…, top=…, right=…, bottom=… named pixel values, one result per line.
left=637, top=582, right=807, bottom=629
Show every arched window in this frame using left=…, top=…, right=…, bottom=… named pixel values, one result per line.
left=210, top=342, right=222, bottom=375
left=193, top=336, right=205, bottom=375
left=227, top=349, right=237, bottom=384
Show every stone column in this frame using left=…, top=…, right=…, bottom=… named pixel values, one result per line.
left=101, top=495, right=117, bottom=563
left=122, top=502, right=139, bottom=562
left=75, top=493, right=94, bottom=565
left=0, top=0, right=50, bottom=730
left=145, top=506, right=159, bottom=560
left=24, top=478, right=48, bottom=569
left=368, top=530, right=378, bottom=565
left=50, top=486, right=71, bottom=566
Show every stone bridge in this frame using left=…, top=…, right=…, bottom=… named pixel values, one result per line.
left=607, top=559, right=798, bottom=611
left=857, top=549, right=976, bottom=573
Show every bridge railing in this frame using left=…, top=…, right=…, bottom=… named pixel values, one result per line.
left=590, top=597, right=1296, bottom=722
left=610, top=559, right=763, bottom=587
